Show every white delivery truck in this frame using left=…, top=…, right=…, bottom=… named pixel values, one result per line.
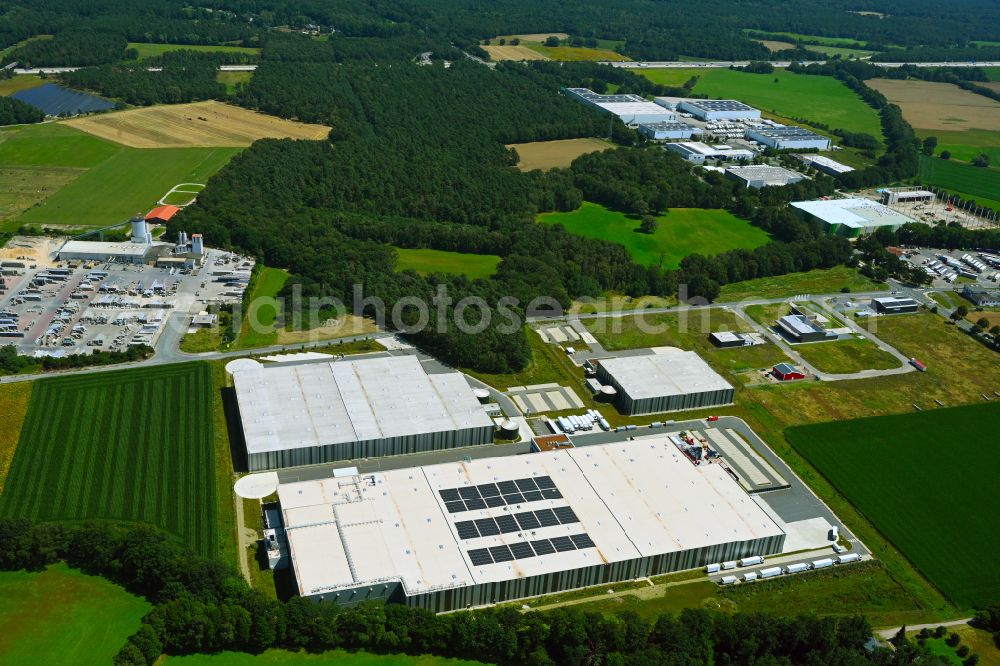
left=759, top=566, right=782, bottom=579
left=784, top=562, right=809, bottom=574
left=705, top=563, right=721, bottom=574
left=811, top=558, right=834, bottom=570
left=721, top=561, right=737, bottom=570
left=742, top=571, right=758, bottom=582
left=739, top=555, right=764, bottom=567
left=837, top=553, right=861, bottom=564
left=719, top=575, right=738, bottom=585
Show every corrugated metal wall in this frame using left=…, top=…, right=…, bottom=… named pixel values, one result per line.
left=596, top=365, right=734, bottom=416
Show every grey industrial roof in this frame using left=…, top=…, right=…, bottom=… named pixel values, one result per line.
left=872, top=296, right=918, bottom=307
left=749, top=127, right=827, bottom=141
left=598, top=349, right=734, bottom=399
left=638, top=121, right=700, bottom=131
left=796, top=154, right=854, bottom=173
left=278, top=433, right=784, bottom=597
left=726, top=165, right=805, bottom=184
left=791, top=198, right=916, bottom=230
left=683, top=99, right=757, bottom=112
left=778, top=314, right=825, bottom=336
left=58, top=240, right=152, bottom=257
left=711, top=331, right=742, bottom=343
left=233, top=355, right=494, bottom=454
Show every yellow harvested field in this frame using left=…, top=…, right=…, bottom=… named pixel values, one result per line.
left=62, top=101, right=331, bottom=148
left=507, top=138, right=613, bottom=171
left=495, top=33, right=570, bottom=42
left=275, top=316, right=378, bottom=345
left=754, top=39, right=795, bottom=51
left=982, top=82, right=1000, bottom=94
left=0, top=382, right=32, bottom=493
left=868, top=79, right=1000, bottom=131
left=482, top=45, right=549, bottom=61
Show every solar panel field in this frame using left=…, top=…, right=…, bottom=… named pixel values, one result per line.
left=787, top=402, right=1000, bottom=609
left=11, top=83, right=114, bottom=116
left=0, top=363, right=218, bottom=557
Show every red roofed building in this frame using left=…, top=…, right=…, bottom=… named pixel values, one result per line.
left=772, top=363, right=805, bottom=381
left=146, top=205, right=180, bottom=224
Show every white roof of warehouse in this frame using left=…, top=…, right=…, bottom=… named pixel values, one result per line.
left=58, top=240, right=153, bottom=256
left=726, top=165, right=805, bottom=184
left=278, top=433, right=784, bottom=597
left=791, top=198, right=916, bottom=229
left=599, top=349, right=734, bottom=399
left=233, top=355, right=493, bottom=454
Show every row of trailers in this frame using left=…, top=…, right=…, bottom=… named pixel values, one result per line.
left=716, top=552, right=861, bottom=585
left=546, top=409, right=611, bottom=434
left=924, top=253, right=1000, bottom=283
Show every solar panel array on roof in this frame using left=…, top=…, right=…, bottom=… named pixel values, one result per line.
left=438, top=476, right=561, bottom=512
left=466, top=533, right=595, bottom=565
left=453, top=507, right=580, bottom=540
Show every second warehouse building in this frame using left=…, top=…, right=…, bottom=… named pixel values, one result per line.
left=595, top=350, right=735, bottom=415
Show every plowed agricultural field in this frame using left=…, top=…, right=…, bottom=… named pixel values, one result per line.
left=0, top=363, right=217, bottom=557
left=788, top=402, right=1000, bottom=609
left=63, top=100, right=331, bottom=148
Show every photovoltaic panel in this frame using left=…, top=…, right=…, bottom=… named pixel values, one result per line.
left=445, top=501, right=466, bottom=514
left=553, top=506, right=579, bottom=524
left=502, top=493, right=524, bottom=505
left=463, top=497, right=487, bottom=511
left=541, top=488, right=563, bottom=500
left=551, top=536, right=576, bottom=552
left=489, top=545, right=514, bottom=563
left=495, top=515, right=519, bottom=534
left=455, top=521, right=480, bottom=539
left=535, top=509, right=559, bottom=527
left=475, top=518, right=501, bottom=536
left=438, top=488, right=461, bottom=502
left=530, top=539, right=556, bottom=555
left=458, top=486, right=481, bottom=500
left=534, top=475, right=556, bottom=489
left=477, top=483, right=500, bottom=497
left=514, top=512, right=541, bottom=530
left=521, top=490, right=543, bottom=503
left=468, top=548, right=493, bottom=566
left=509, top=542, right=535, bottom=560
left=484, top=495, right=506, bottom=508
left=515, top=478, right=538, bottom=492
left=496, top=480, right=518, bottom=494
left=570, top=533, right=595, bottom=549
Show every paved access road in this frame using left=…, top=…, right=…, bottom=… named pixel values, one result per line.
left=875, top=618, right=973, bottom=639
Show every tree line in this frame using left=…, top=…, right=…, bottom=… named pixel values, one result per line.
left=0, top=95, right=44, bottom=125
left=0, top=517, right=932, bottom=666
left=0, top=343, right=152, bottom=375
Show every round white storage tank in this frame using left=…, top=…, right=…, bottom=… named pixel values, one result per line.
left=131, top=217, right=149, bottom=244
left=599, top=385, right=617, bottom=401
left=473, top=388, right=491, bottom=403
left=499, top=420, right=519, bottom=438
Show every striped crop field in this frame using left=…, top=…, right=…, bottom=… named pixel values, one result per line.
left=788, top=402, right=1000, bottom=609
left=0, top=363, right=217, bottom=557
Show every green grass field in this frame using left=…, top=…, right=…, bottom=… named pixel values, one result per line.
left=394, top=247, right=501, bottom=279
left=925, top=129, right=1000, bottom=166
left=794, top=337, right=902, bottom=374
left=0, top=363, right=218, bottom=557
left=167, top=650, right=488, bottom=665
left=0, top=123, right=238, bottom=230
left=743, top=30, right=872, bottom=48
left=0, top=74, right=45, bottom=96
left=218, top=70, right=254, bottom=94
left=788, top=403, right=1000, bottom=609
left=235, top=266, right=291, bottom=350
left=717, top=266, right=887, bottom=301
left=639, top=68, right=883, bottom=138
left=128, top=42, right=261, bottom=60
left=918, top=155, right=1000, bottom=210
left=0, top=563, right=150, bottom=665
left=539, top=202, right=770, bottom=268
left=525, top=44, right=628, bottom=61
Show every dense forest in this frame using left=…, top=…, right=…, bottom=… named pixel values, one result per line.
left=0, top=95, right=44, bottom=124
left=0, top=518, right=956, bottom=666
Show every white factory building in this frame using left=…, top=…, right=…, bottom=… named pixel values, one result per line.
left=637, top=121, right=703, bottom=141
left=232, top=355, right=496, bottom=471
left=666, top=141, right=754, bottom=163
left=725, top=165, right=807, bottom=189
left=796, top=154, right=854, bottom=176
left=276, top=435, right=785, bottom=610
left=595, top=350, right=735, bottom=415
left=55, top=216, right=206, bottom=265
left=747, top=127, right=831, bottom=151
left=791, top=198, right=917, bottom=238
left=562, top=87, right=676, bottom=125
left=677, top=99, right=761, bottom=121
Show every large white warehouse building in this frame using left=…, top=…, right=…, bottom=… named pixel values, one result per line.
left=791, top=198, right=917, bottom=238
left=595, top=350, right=735, bottom=415
left=637, top=121, right=703, bottom=140
left=276, top=434, right=785, bottom=610
left=563, top=87, right=676, bottom=125
left=677, top=99, right=761, bottom=121
left=747, top=127, right=831, bottom=151
left=666, top=141, right=753, bottom=163
left=233, top=355, right=495, bottom=470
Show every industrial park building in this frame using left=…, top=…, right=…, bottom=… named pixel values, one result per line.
left=725, top=165, right=806, bottom=188
left=562, top=88, right=676, bottom=125
left=56, top=240, right=157, bottom=264
left=776, top=315, right=832, bottom=343
left=795, top=154, right=854, bottom=176
left=871, top=296, right=919, bottom=314
left=595, top=350, right=735, bottom=415
left=746, top=127, right=831, bottom=151
left=677, top=99, right=761, bottom=121
left=665, top=142, right=753, bottom=163
left=637, top=121, right=702, bottom=140
left=232, top=355, right=495, bottom=471
left=791, top=198, right=916, bottom=238
left=276, top=435, right=785, bottom=610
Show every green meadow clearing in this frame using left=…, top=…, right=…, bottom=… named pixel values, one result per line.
left=788, top=403, right=1000, bottom=609
left=0, top=563, right=150, bottom=665
left=0, top=122, right=238, bottom=230
left=538, top=202, right=770, bottom=268
left=918, top=155, right=1000, bottom=210
left=929, top=129, right=1000, bottom=167
left=128, top=42, right=261, bottom=60
left=717, top=266, right=886, bottom=301
left=394, top=247, right=502, bottom=278
left=234, top=266, right=291, bottom=350
left=0, top=363, right=218, bottom=557
left=639, top=68, right=883, bottom=138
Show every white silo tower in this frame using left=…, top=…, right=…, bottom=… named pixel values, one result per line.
left=191, top=233, right=204, bottom=255
left=131, top=216, right=151, bottom=244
